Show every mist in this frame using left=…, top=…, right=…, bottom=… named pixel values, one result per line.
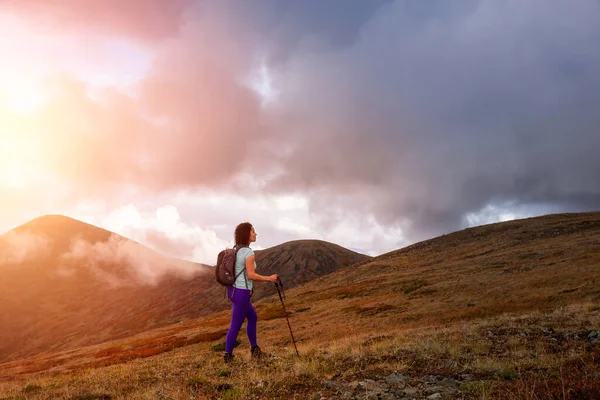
left=60, top=234, right=207, bottom=287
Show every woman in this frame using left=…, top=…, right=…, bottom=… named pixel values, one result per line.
left=224, top=222, right=278, bottom=363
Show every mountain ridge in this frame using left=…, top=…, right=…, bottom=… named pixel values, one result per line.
left=0, top=214, right=371, bottom=363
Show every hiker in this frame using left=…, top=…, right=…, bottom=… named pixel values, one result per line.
left=224, top=222, right=278, bottom=363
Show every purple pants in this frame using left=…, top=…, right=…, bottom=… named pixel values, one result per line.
left=225, top=286, right=257, bottom=353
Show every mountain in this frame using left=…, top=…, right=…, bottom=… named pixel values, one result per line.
left=250, top=239, right=368, bottom=299
left=0, top=215, right=370, bottom=363
left=290, top=211, right=600, bottom=327
left=1, top=212, right=598, bottom=400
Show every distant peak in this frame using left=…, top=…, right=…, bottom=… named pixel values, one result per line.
left=29, top=214, right=77, bottom=223
left=21, top=214, right=85, bottom=228
left=7, top=214, right=109, bottom=238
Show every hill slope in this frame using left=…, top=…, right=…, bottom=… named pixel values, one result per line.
left=0, top=215, right=370, bottom=363
left=251, top=239, right=369, bottom=299
left=1, top=212, right=599, bottom=399
left=291, top=211, right=600, bottom=332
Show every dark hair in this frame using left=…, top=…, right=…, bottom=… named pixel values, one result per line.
left=234, top=222, right=253, bottom=247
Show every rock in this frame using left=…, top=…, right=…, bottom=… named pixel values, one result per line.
left=403, top=387, right=418, bottom=395
left=323, top=380, right=350, bottom=393
left=355, top=379, right=388, bottom=392
left=386, top=373, right=407, bottom=384
left=424, top=385, right=442, bottom=394
left=438, top=378, right=459, bottom=387
left=427, top=394, right=442, bottom=399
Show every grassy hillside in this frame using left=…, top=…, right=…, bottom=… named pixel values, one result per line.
left=0, top=215, right=369, bottom=363
left=1, top=212, right=599, bottom=399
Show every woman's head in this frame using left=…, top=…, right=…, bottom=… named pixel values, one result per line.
left=234, top=222, right=257, bottom=247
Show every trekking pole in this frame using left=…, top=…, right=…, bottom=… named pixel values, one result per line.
left=274, top=277, right=299, bottom=356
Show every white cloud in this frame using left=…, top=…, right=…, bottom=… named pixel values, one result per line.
left=318, top=213, right=406, bottom=256
left=273, top=194, right=308, bottom=211
left=65, top=189, right=402, bottom=262
left=61, top=233, right=203, bottom=287
left=242, top=57, right=281, bottom=107
left=0, top=230, right=51, bottom=263
left=275, top=216, right=321, bottom=239
left=85, top=204, right=229, bottom=265
left=464, top=203, right=561, bottom=227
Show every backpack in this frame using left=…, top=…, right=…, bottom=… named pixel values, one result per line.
left=215, top=245, right=248, bottom=287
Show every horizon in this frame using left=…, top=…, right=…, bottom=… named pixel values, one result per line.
left=0, top=212, right=380, bottom=259
left=2, top=1, right=600, bottom=265
left=3, top=210, right=596, bottom=266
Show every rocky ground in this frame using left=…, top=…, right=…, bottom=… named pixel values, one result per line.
left=318, top=373, right=464, bottom=400
left=312, top=328, right=600, bottom=400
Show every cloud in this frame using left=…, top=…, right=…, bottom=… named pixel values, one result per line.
left=257, top=0, right=600, bottom=240
left=90, top=205, right=231, bottom=266
left=2, top=0, right=600, bottom=256
left=464, top=203, right=563, bottom=228
left=0, top=231, right=51, bottom=263
left=1, top=1, right=265, bottom=196
left=0, top=0, right=191, bottom=42
left=109, top=190, right=406, bottom=257
left=61, top=233, right=204, bottom=287
left=133, top=4, right=265, bottom=189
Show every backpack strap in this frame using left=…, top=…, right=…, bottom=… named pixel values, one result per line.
left=234, top=266, right=247, bottom=281
left=232, top=245, right=250, bottom=290
left=235, top=245, right=250, bottom=290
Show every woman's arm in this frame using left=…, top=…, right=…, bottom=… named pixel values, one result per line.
left=245, top=255, right=278, bottom=282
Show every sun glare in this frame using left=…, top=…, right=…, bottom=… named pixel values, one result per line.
left=0, top=165, right=25, bottom=188
left=0, top=144, right=29, bottom=189
left=1, top=83, right=47, bottom=115
left=0, top=124, right=43, bottom=190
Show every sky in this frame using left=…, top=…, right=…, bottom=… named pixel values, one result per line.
left=1, top=0, right=599, bottom=264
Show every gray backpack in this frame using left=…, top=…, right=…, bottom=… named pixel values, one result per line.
left=215, top=245, right=247, bottom=287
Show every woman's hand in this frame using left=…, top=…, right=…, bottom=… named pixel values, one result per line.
left=246, top=256, right=278, bottom=283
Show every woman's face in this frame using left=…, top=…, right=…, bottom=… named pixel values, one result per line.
left=249, top=226, right=257, bottom=243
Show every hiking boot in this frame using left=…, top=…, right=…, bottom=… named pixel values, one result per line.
left=250, top=346, right=264, bottom=359
left=223, top=352, right=235, bottom=363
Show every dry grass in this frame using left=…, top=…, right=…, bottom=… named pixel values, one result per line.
left=1, top=212, right=600, bottom=398
left=0, top=305, right=598, bottom=399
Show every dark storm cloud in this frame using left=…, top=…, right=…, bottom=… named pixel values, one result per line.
left=255, top=0, right=600, bottom=240
left=232, top=0, right=394, bottom=61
